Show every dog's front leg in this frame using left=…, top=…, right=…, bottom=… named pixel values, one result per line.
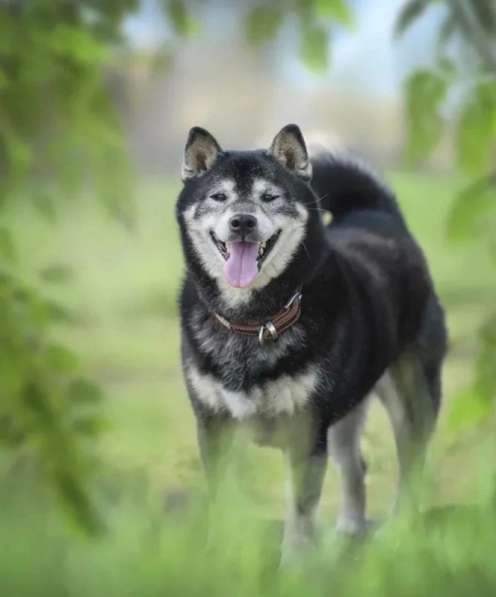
left=197, top=414, right=235, bottom=500
left=281, top=427, right=328, bottom=563
left=197, top=414, right=237, bottom=551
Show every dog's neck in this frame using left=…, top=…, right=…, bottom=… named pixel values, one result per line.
left=189, top=242, right=332, bottom=322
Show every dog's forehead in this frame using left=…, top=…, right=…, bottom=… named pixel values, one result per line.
left=214, top=151, right=277, bottom=193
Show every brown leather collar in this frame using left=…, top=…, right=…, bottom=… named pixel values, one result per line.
left=213, top=290, right=303, bottom=346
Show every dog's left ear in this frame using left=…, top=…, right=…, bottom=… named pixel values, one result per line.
left=269, top=124, right=312, bottom=181
left=182, top=127, right=223, bottom=182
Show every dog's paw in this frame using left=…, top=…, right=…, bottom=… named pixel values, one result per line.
left=335, top=517, right=378, bottom=537
left=280, top=531, right=317, bottom=567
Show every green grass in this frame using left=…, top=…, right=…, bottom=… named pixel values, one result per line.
left=0, top=171, right=495, bottom=596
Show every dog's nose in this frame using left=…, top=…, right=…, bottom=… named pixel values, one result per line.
left=229, top=214, right=257, bottom=235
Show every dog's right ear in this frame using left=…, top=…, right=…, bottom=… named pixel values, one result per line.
left=181, top=127, right=223, bottom=182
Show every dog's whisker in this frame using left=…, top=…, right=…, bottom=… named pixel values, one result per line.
left=301, top=240, right=311, bottom=261
left=306, top=206, right=327, bottom=214
left=314, top=193, right=329, bottom=205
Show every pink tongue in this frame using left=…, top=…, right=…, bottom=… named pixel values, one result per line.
left=224, top=242, right=259, bottom=288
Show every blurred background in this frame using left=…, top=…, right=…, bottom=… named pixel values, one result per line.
left=0, top=1, right=495, bottom=595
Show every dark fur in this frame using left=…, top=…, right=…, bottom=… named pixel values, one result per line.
left=176, top=136, right=447, bottom=535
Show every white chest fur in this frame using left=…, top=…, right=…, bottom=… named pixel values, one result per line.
left=186, top=363, right=320, bottom=420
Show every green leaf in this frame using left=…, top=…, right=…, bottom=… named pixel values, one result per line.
left=0, top=227, right=17, bottom=264
left=54, top=470, right=104, bottom=536
left=246, top=5, right=283, bottom=46
left=0, top=415, right=25, bottom=447
left=450, top=314, right=496, bottom=431
left=68, top=379, right=103, bottom=405
left=49, top=25, right=107, bottom=66
left=471, top=0, right=496, bottom=34
left=0, top=67, right=8, bottom=91
left=300, top=23, right=329, bottom=73
left=45, top=344, right=79, bottom=374
left=404, top=69, right=448, bottom=162
left=447, top=176, right=496, bottom=242
left=165, top=0, right=199, bottom=37
left=395, top=0, right=431, bottom=38
left=44, top=299, right=80, bottom=325
left=5, top=135, right=32, bottom=178
left=30, top=192, right=58, bottom=223
left=315, top=0, right=354, bottom=27
left=437, top=13, right=457, bottom=49
left=457, top=82, right=496, bottom=176
left=475, top=315, right=496, bottom=399
left=71, top=414, right=105, bottom=437
left=39, top=264, right=74, bottom=285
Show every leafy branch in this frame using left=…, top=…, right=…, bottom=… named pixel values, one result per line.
left=398, top=0, right=496, bottom=426
left=165, top=0, right=354, bottom=73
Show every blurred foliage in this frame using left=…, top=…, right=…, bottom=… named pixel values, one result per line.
left=0, top=0, right=140, bottom=531
left=246, top=5, right=284, bottom=46
left=1, top=471, right=496, bottom=596
left=0, top=0, right=138, bottom=220
left=0, top=262, right=104, bottom=532
left=165, top=0, right=198, bottom=37
left=397, top=0, right=496, bottom=426
left=168, top=0, right=353, bottom=73
left=404, top=69, right=449, bottom=161
left=246, top=0, right=354, bottom=73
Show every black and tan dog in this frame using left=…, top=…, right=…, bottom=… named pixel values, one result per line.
left=176, top=124, right=447, bottom=559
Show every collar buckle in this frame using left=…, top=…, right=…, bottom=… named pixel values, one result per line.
left=258, top=320, right=279, bottom=346
left=212, top=288, right=303, bottom=344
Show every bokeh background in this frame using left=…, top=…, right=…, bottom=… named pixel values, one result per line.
left=1, top=1, right=495, bottom=595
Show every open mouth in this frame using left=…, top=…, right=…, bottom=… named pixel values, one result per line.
left=209, top=231, right=230, bottom=260
left=209, top=230, right=281, bottom=288
left=209, top=230, right=281, bottom=267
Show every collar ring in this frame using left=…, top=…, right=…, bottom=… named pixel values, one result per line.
left=258, top=320, right=278, bottom=346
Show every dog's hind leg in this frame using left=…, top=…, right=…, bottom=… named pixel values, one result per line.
left=378, top=296, right=446, bottom=512
left=328, top=401, right=369, bottom=535
left=376, top=350, right=441, bottom=512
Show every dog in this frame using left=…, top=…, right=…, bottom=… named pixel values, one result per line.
left=176, top=124, right=447, bottom=559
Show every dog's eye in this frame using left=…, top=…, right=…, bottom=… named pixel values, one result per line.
left=261, top=192, right=279, bottom=203
left=210, top=192, right=227, bottom=202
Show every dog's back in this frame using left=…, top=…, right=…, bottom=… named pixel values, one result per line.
left=311, top=150, right=404, bottom=223
left=315, top=151, right=441, bottom=321
left=311, top=150, right=447, bottom=409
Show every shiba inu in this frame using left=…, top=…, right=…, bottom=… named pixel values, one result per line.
left=175, top=124, right=447, bottom=559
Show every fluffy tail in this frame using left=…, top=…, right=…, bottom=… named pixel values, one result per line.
left=310, top=150, right=404, bottom=222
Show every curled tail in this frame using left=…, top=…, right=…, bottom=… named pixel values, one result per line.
left=310, top=150, right=405, bottom=224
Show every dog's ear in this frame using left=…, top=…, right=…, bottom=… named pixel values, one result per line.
left=182, top=127, right=223, bottom=181
left=269, top=124, right=312, bottom=181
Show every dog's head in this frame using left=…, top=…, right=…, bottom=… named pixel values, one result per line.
left=176, top=124, right=320, bottom=295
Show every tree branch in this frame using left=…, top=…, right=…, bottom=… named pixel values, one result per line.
left=449, top=0, right=496, bottom=73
